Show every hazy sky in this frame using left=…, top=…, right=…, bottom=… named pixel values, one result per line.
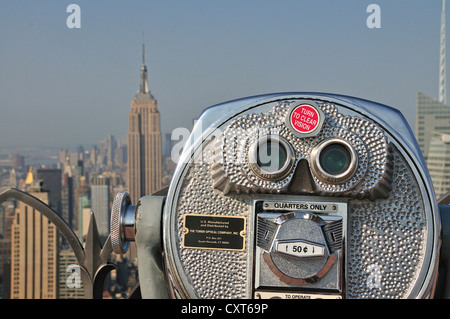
left=0, top=0, right=445, bottom=149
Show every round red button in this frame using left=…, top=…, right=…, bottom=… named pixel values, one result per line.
left=290, top=104, right=320, bottom=134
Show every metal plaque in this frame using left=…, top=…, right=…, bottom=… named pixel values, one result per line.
left=182, top=214, right=246, bottom=251
left=262, top=201, right=338, bottom=213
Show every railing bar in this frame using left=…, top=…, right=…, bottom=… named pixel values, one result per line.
left=0, top=188, right=85, bottom=264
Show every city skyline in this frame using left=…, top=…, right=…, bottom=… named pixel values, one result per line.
left=0, top=1, right=449, bottom=300
left=0, top=1, right=446, bottom=149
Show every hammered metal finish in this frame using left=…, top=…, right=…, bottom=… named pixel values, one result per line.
left=168, top=98, right=431, bottom=299
left=211, top=101, right=393, bottom=199
left=347, top=148, right=427, bottom=298
left=176, top=152, right=252, bottom=298
left=110, top=192, right=128, bottom=254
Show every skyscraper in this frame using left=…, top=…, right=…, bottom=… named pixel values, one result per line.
left=415, top=1, right=450, bottom=198
left=415, top=92, right=450, bottom=160
left=416, top=0, right=450, bottom=160
left=127, top=41, right=162, bottom=203
left=58, top=249, right=84, bottom=299
left=61, top=157, right=74, bottom=229
left=440, top=0, right=447, bottom=105
left=10, top=174, right=58, bottom=299
left=37, top=168, right=62, bottom=215
left=427, top=132, right=450, bottom=198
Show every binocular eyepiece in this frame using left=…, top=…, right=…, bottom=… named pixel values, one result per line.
left=111, top=93, right=445, bottom=299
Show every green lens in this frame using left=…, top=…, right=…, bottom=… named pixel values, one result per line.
left=257, top=139, right=287, bottom=172
left=319, top=143, right=351, bottom=176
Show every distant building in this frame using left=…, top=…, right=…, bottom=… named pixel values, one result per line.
left=59, top=148, right=68, bottom=167
left=115, top=144, right=127, bottom=169
left=10, top=171, right=58, bottom=299
left=106, top=134, right=117, bottom=168
left=37, top=168, right=62, bottom=215
left=415, top=92, right=450, bottom=160
left=127, top=41, right=162, bottom=203
left=414, top=1, right=450, bottom=199
left=0, top=203, right=14, bottom=298
left=427, top=132, right=450, bottom=198
left=61, top=158, right=74, bottom=229
left=12, top=155, right=24, bottom=170
left=58, top=249, right=84, bottom=299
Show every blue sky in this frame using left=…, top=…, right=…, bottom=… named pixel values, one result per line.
left=0, top=0, right=445, bottom=148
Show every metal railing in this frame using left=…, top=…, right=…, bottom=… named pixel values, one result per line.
left=0, top=188, right=140, bottom=299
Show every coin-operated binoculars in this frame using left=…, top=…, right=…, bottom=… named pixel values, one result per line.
left=111, top=93, right=450, bottom=299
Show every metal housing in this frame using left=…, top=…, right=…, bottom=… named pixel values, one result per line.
left=162, top=93, right=441, bottom=299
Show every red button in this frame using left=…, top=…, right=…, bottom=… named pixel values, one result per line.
left=290, top=104, right=320, bottom=134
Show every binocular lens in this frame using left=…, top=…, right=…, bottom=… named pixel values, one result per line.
left=319, top=144, right=351, bottom=176
left=310, top=138, right=358, bottom=184
left=256, top=140, right=288, bottom=172
left=249, top=135, right=295, bottom=181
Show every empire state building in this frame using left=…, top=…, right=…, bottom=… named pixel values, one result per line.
left=127, top=43, right=162, bottom=203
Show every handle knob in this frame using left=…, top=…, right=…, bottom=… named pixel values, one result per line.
left=110, top=192, right=136, bottom=254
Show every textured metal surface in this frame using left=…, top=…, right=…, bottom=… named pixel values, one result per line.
left=110, top=192, right=130, bottom=254
left=347, top=148, right=427, bottom=298
left=211, top=101, right=393, bottom=199
left=174, top=144, right=252, bottom=298
left=163, top=94, right=438, bottom=299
